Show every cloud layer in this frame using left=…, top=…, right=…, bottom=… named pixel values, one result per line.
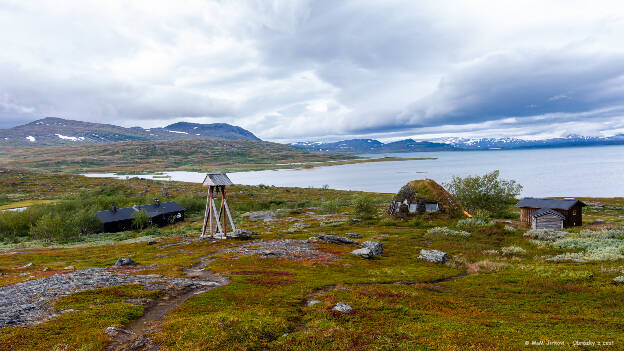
left=1, top=0, right=624, bottom=141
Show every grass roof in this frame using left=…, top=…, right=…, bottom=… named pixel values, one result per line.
left=394, top=179, right=463, bottom=218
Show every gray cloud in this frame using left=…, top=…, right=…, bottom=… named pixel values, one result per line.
left=0, top=1, right=623, bottom=140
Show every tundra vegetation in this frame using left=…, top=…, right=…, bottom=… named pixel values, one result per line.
left=0, top=168, right=623, bottom=350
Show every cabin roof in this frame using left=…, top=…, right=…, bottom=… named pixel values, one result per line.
left=516, top=197, right=585, bottom=210
left=203, top=173, right=234, bottom=186
left=531, top=208, right=565, bottom=219
left=96, top=201, right=185, bottom=224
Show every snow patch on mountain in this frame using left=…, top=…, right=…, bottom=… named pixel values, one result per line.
left=55, top=134, right=85, bottom=141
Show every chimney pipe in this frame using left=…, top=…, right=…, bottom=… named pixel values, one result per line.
left=154, top=199, right=160, bottom=206
left=111, top=205, right=117, bottom=213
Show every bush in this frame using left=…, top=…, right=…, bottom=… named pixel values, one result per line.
left=427, top=227, right=470, bottom=237
left=445, top=170, right=522, bottom=216
left=456, top=217, right=493, bottom=229
left=524, top=229, right=569, bottom=241
left=351, top=195, right=376, bottom=218
left=175, top=196, right=205, bottom=215
left=500, top=246, right=526, bottom=256
left=132, top=210, right=152, bottom=229
left=320, top=199, right=343, bottom=214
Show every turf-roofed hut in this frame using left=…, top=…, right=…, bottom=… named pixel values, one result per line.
left=516, top=197, right=585, bottom=228
left=388, top=179, right=463, bottom=218
left=96, top=199, right=185, bottom=232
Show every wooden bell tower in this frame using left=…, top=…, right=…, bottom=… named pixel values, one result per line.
left=201, top=173, right=236, bottom=238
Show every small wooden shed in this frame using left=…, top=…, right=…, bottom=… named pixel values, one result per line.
left=531, top=208, right=565, bottom=230
left=516, top=198, right=585, bottom=228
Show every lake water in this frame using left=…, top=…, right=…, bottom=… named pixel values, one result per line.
left=83, top=145, right=624, bottom=197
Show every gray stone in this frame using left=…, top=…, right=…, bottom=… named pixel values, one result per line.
left=241, top=211, right=277, bottom=222
left=105, top=326, right=134, bottom=337
left=42, top=267, right=50, bottom=272
left=351, top=248, right=375, bottom=259
left=17, top=263, right=32, bottom=269
left=332, top=302, right=353, bottom=313
left=589, top=219, right=606, bottom=225
left=345, top=232, right=363, bottom=238
left=362, top=241, right=383, bottom=256
left=147, top=241, right=157, bottom=245
left=306, top=300, right=321, bottom=306
left=64, top=266, right=75, bottom=270
left=418, top=249, right=449, bottom=264
left=114, top=257, right=136, bottom=267
left=226, top=229, right=255, bottom=240
left=308, top=234, right=357, bottom=245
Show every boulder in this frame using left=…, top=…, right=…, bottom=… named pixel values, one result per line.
left=64, top=266, right=75, bottom=270
left=332, top=302, right=353, bottom=314
left=308, top=234, right=357, bottom=245
left=351, top=248, right=375, bottom=259
left=241, top=211, right=277, bottom=222
left=104, top=326, right=134, bottom=337
left=114, top=257, right=136, bottom=267
left=226, top=229, right=255, bottom=240
left=418, top=249, right=449, bottom=264
left=306, top=300, right=321, bottom=306
left=362, top=241, right=383, bottom=256
left=345, top=232, right=363, bottom=238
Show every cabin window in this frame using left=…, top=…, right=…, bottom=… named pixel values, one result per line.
left=572, top=210, right=577, bottom=215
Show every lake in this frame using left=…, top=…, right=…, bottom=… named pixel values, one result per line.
left=83, top=145, right=624, bottom=197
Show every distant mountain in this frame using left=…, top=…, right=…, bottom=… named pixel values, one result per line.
left=291, top=138, right=457, bottom=154
left=439, top=135, right=624, bottom=150
left=164, top=122, right=260, bottom=141
left=0, top=117, right=260, bottom=147
left=292, top=135, right=624, bottom=154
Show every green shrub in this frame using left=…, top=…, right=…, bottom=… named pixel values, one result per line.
left=175, top=196, right=205, bottom=215
left=426, top=226, right=470, bottom=237
left=456, top=217, right=494, bottom=229
left=524, top=229, right=569, bottom=241
left=500, top=246, right=526, bottom=256
left=351, top=195, right=376, bottom=218
left=132, top=209, right=152, bottom=229
left=320, top=199, right=343, bottom=214
left=445, top=170, right=522, bottom=216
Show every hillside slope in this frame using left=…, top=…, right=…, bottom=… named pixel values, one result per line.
left=0, top=117, right=260, bottom=146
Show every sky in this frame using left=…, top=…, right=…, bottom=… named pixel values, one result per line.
left=1, top=0, right=624, bottom=142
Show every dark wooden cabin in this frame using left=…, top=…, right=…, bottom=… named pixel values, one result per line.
left=516, top=198, right=585, bottom=228
left=96, top=200, right=185, bottom=232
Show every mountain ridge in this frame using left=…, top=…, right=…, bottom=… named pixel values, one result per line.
left=0, top=117, right=260, bottom=146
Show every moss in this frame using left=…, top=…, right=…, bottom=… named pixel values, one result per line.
left=393, top=179, right=463, bottom=218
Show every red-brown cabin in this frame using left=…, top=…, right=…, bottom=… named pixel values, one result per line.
left=516, top=198, right=586, bottom=228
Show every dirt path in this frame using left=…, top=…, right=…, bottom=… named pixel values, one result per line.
left=106, top=255, right=230, bottom=351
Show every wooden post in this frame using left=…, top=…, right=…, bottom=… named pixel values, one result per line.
left=221, top=186, right=227, bottom=234
left=201, top=186, right=212, bottom=237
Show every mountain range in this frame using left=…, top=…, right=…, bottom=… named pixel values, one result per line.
left=292, top=135, right=624, bottom=154
left=0, top=117, right=260, bottom=146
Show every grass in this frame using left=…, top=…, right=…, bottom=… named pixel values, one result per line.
left=0, top=140, right=432, bottom=174
left=0, top=168, right=623, bottom=350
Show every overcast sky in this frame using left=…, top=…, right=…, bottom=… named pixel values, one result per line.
left=1, top=0, right=624, bottom=142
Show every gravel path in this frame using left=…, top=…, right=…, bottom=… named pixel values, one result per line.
left=0, top=268, right=220, bottom=328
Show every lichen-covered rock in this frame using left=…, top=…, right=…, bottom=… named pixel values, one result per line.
left=226, top=229, right=255, bottom=240
left=308, top=234, right=357, bottom=245
left=105, top=326, right=134, bottom=337
left=332, top=302, right=353, bottom=313
left=351, top=248, right=374, bottom=259
left=362, top=241, right=383, bottom=256
left=345, top=232, right=363, bottom=238
left=241, top=211, right=277, bottom=222
left=418, top=249, right=449, bottom=264
left=287, top=222, right=311, bottom=232
left=114, top=257, right=136, bottom=266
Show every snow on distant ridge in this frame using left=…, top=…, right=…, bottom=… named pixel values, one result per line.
left=55, top=134, right=85, bottom=141
left=166, top=130, right=188, bottom=134
left=26, top=136, right=36, bottom=142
